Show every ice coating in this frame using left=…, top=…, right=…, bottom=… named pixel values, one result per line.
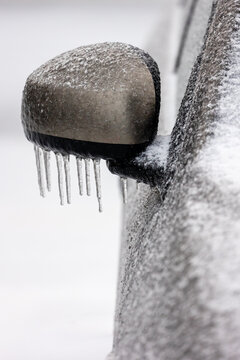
left=22, top=42, right=160, bottom=146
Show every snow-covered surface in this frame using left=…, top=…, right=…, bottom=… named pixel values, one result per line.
left=196, top=11, right=240, bottom=193
left=111, top=1, right=240, bottom=359
left=135, top=135, right=170, bottom=169
left=26, top=42, right=153, bottom=91
left=0, top=3, right=163, bottom=360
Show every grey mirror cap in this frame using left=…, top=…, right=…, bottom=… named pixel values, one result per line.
left=21, top=42, right=160, bottom=160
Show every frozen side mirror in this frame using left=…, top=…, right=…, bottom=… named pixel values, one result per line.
left=21, top=42, right=161, bottom=211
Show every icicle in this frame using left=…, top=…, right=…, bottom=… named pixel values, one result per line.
left=63, top=155, right=71, bottom=204
left=34, top=145, right=41, bottom=195
left=55, top=153, right=65, bottom=205
left=136, top=180, right=140, bottom=191
left=34, top=145, right=46, bottom=198
left=93, top=159, right=103, bottom=212
left=85, top=158, right=91, bottom=196
left=76, top=156, right=84, bottom=196
left=121, top=177, right=128, bottom=204
left=43, top=150, right=51, bottom=192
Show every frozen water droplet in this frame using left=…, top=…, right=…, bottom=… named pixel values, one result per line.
left=55, top=153, right=65, bottom=205
left=93, top=159, right=103, bottom=212
left=63, top=155, right=71, bottom=204
left=121, top=177, right=128, bottom=204
left=43, top=150, right=51, bottom=192
left=85, top=158, right=91, bottom=196
left=76, top=157, right=84, bottom=196
left=34, top=145, right=46, bottom=197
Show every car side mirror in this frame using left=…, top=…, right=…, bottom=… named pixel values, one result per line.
left=21, top=42, right=161, bottom=211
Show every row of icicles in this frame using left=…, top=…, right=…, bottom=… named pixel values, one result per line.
left=33, top=145, right=128, bottom=212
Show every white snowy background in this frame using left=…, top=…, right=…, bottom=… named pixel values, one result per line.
left=0, top=1, right=164, bottom=359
